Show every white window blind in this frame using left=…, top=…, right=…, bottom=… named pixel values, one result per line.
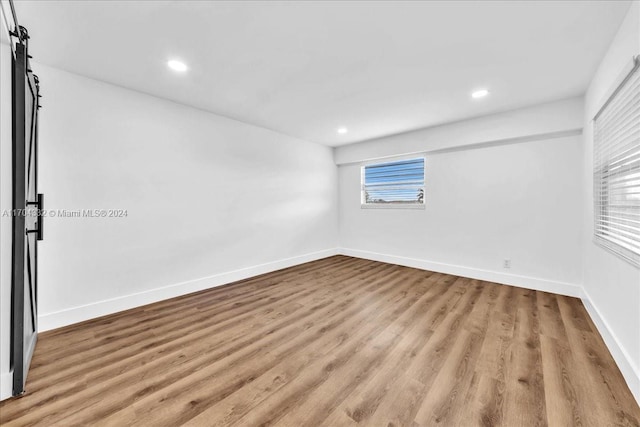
left=593, top=58, right=640, bottom=267
left=361, top=157, right=425, bottom=207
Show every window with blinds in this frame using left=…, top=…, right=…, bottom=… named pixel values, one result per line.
left=361, top=157, right=425, bottom=208
left=593, top=59, right=640, bottom=267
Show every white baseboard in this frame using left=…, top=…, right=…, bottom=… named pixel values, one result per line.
left=38, top=248, right=339, bottom=332
left=0, top=369, right=12, bottom=401
left=581, top=289, right=640, bottom=405
left=339, top=248, right=583, bottom=297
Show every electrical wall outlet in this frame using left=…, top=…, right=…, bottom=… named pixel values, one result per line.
left=503, top=259, right=511, bottom=269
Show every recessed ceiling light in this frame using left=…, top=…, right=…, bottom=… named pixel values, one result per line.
left=337, top=127, right=348, bottom=134
left=167, top=59, right=188, bottom=72
left=471, top=89, right=489, bottom=99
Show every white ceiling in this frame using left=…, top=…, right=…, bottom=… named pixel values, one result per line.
left=12, top=0, right=631, bottom=146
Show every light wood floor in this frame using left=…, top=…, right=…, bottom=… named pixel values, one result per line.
left=1, top=256, right=638, bottom=426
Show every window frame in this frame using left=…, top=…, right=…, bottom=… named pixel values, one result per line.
left=360, top=156, right=426, bottom=210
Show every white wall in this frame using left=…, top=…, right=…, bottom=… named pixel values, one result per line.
left=338, top=127, right=584, bottom=296
left=335, top=97, right=583, bottom=165
left=581, top=1, right=640, bottom=401
left=30, top=63, right=338, bottom=330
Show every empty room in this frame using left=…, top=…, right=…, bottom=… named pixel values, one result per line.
left=0, top=0, right=639, bottom=425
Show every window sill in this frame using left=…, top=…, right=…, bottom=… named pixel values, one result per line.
left=361, top=204, right=426, bottom=210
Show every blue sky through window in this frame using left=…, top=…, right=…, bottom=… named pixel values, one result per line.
left=363, top=158, right=424, bottom=204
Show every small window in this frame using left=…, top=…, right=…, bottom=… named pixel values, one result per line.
left=593, top=60, right=640, bottom=267
left=361, top=157, right=425, bottom=208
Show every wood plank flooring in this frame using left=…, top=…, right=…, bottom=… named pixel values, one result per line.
left=0, top=256, right=638, bottom=426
